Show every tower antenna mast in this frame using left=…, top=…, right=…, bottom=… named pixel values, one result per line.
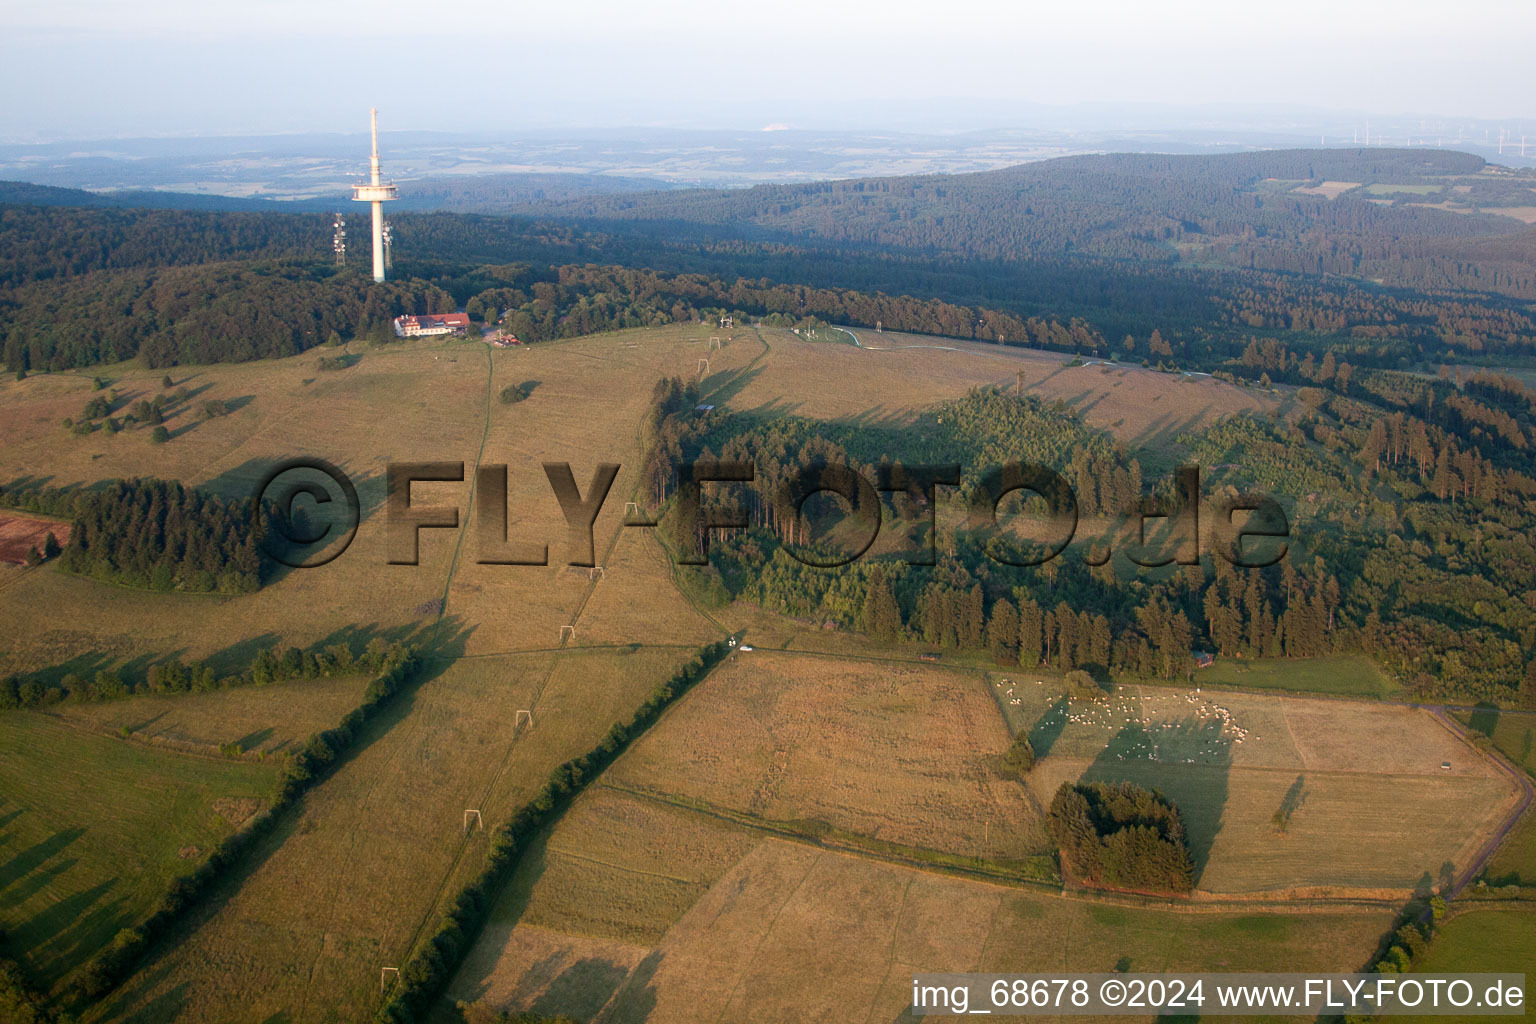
left=351, top=108, right=399, bottom=283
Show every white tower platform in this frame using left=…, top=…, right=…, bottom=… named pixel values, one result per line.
left=352, top=108, right=398, bottom=282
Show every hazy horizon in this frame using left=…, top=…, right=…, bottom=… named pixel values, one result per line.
left=5, top=0, right=1533, bottom=141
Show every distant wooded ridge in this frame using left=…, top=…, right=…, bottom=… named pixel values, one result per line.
left=4, top=148, right=1536, bottom=374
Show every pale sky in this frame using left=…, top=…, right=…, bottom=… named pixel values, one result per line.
left=3, top=0, right=1532, bottom=138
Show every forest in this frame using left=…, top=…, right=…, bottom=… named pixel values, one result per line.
left=635, top=373, right=1536, bottom=706
left=530, top=149, right=1536, bottom=297
left=5, top=148, right=1536, bottom=375
left=0, top=478, right=269, bottom=594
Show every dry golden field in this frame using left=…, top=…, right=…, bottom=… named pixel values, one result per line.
left=608, top=651, right=1052, bottom=864
left=727, top=327, right=1277, bottom=453
left=0, top=325, right=744, bottom=676
left=441, top=324, right=757, bottom=657
left=0, top=321, right=1506, bottom=1024
left=451, top=807, right=1394, bottom=1024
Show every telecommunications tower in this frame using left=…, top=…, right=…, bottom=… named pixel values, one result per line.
left=351, top=108, right=398, bottom=283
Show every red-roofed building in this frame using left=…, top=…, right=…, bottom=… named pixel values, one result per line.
left=393, top=312, right=472, bottom=338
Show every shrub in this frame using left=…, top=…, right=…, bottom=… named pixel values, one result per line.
left=1003, top=733, right=1036, bottom=774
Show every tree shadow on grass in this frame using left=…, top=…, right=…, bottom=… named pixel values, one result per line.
left=234, top=727, right=275, bottom=750
left=32, top=887, right=136, bottom=981
left=697, top=363, right=764, bottom=408
left=0, top=827, right=86, bottom=893
left=14, top=876, right=121, bottom=967
left=1027, top=696, right=1070, bottom=759
left=528, top=957, right=634, bottom=1020
left=25, top=651, right=115, bottom=692
left=1467, top=702, right=1500, bottom=739
left=453, top=794, right=660, bottom=1022
left=2, top=855, right=79, bottom=909
left=455, top=823, right=556, bottom=1007
left=1079, top=716, right=1233, bottom=886
left=597, top=950, right=663, bottom=1024
left=201, top=632, right=280, bottom=677
left=118, top=982, right=190, bottom=1024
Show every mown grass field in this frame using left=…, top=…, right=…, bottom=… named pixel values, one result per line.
left=1396, top=907, right=1536, bottom=1024
left=1457, top=708, right=1536, bottom=886
left=608, top=651, right=1053, bottom=866
left=451, top=803, right=1395, bottom=1023
left=1459, top=707, right=1536, bottom=775
left=727, top=328, right=1277, bottom=458
left=1188, top=654, right=1396, bottom=698
left=0, top=713, right=279, bottom=996
left=89, top=645, right=697, bottom=1023
left=1481, top=810, right=1536, bottom=887
left=1411, top=906, right=1536, bottom=973
left=1006, top=681, right=1519, bottom=896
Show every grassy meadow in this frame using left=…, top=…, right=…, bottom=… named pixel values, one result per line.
left=1002, top=680, right=1518, bottom=896
left=0, top=325, right=742, bottom=679
left=452, top=778, right=1395, bottom=1023
left=0, top=713, right=280, bottom=996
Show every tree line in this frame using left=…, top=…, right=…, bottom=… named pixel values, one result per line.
left=0, top=634, right=408, bottom=711
left=377, top=640, right=731, bottom=1024
left=0, top=478, right=269, bottom=595
left=71, top=640, right=422, bottom=1002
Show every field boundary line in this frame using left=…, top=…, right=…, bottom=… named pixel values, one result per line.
left=596, top=781, right=1062, bottom=891
left=568, top=326, right=770, bottom=644
left=984, top=665, right=1052, bottom=826
left=388, top=649, right=562, bottom=982
left=392, top=633, right=729, bottom=988
left=707, top=847, right=823, bottom=1024
left=394, top=329, right=746, bottom=968
left=1428, top=709, right=1534, bottom=897
left=447, top=642, right=701, bottom=660
left=598, top=781, right=1424, bottom=913
left=383, top=641, right=731, bottom=1019
left=860, top=877, right=918, bottom=1024
left=1278, top=705, right=1310, bottom=770
left=540, top=843, right=703, bottom=887
left=430, top=339, right=494, bottom=649
left=0, top=561, right=45, bottom=592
